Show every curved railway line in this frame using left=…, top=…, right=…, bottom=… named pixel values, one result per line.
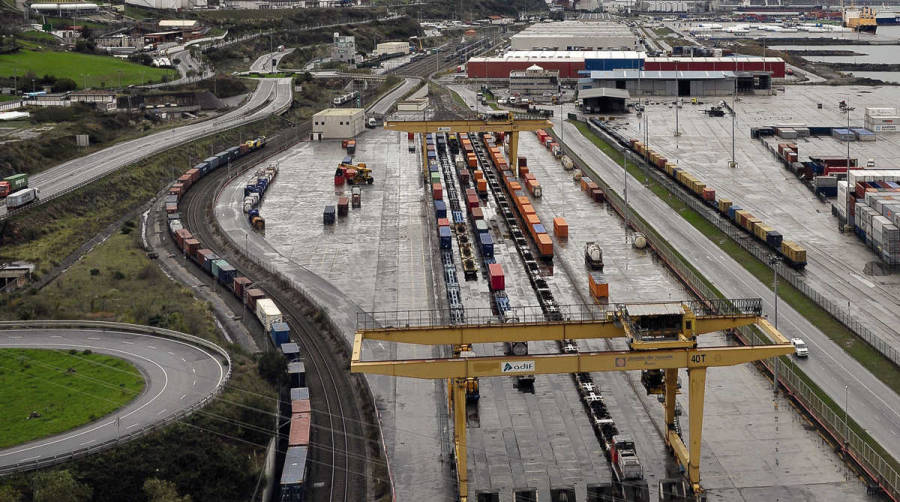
left=171, top=136, right=375, bottom=501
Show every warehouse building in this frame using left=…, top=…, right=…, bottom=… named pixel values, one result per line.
left=466, top=51, right=786, bottom=80
left=312, top=108, right=365, bottom=139
left=509, top=65, right=560, bottom=102
left=375, top=41, right=409, bottom=57
left=579, top=70, right=736, bottom=97
left=467, top=51, right=645, bottom=79
left=511, top=21, right=639, bottom=51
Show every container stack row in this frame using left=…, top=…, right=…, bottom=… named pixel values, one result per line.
left=835, top=170, right=900, bottom=265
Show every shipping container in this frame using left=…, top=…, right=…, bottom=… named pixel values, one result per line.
left=233, top=276, right=252, bottom=299
left=535, top=233, right=553, bottom=258
left=338, top=197, right=349, bottom=216
left=588, top=272, right=609, bottom=299
left=553, top=217, right=568, bottom=239
left=488, top=263, right=505, bottom=291
left=288, top=361, right=306, bottom=388
left=435, top=200, right=448, bottom=219
left=480, top=233, right=494, bottom=258
left=270, top=321, right=291, bottom=346
left=216, top=260, right=237, bottom=287
left=474, top=219, right=489, bottom=234
left=256, top=298, right=283, bottom=331
left=470, top=207, right=484, bottom=220
left=323, top=205, right=336, bottom=225
left=245, top=288, right=265, bottom=309
left=433, top=183, right=443, bottom=200
left=439, top=226, right=452, bottom=249
left=437, top=217, right=451, bottom=228
left=289, top=409, right=311, bottom=447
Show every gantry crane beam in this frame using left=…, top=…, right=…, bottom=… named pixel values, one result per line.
left=352, top=301, right=790, bottom=501
left=355, top=314, right=759, bottom=345
left=384, top=112, right=552, bottom=175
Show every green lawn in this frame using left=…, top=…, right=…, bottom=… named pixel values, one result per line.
left=0, top=348, right=145, bottom=448
left=0, top=94, right=19, bottom=102
left=0, top=50, right=177, bottom=89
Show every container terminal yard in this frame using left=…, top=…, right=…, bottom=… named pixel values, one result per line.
left=4, top=10, right=900, bottom=502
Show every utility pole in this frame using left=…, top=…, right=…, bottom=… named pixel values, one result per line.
left=770, top=254, right=779, bottom=394
left=731, top=56, right=737, bottom=168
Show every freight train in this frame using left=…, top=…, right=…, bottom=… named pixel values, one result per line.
left=332, top=91, right=360, bottom=107
left=590, top=118, right=808, bottom=269
left=164, top=135, right=313, bottom=502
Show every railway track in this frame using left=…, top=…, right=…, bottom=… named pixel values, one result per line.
left=173, top=136, right=374, bottom=502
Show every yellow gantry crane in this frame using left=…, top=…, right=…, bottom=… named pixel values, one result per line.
left=351, top=299, right=794, bottom=501
left=384, top=111, right=552, bottom=177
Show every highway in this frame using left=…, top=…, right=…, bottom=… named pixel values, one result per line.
left=6, top=56, right=293, bottom=219
left=249, top=48, right=294, bottom=73
left=545, top=111, right=900, bottom=461
left=0, top=328, right=227, bottom=473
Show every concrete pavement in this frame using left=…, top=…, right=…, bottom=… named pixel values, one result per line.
left=0, top=328, right=226, bottom=472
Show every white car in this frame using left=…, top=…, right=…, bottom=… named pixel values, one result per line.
left=791, top=338, right=808, bottom=358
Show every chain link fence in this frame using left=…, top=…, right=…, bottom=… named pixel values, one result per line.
left=550, top=127, right=900, bottom=501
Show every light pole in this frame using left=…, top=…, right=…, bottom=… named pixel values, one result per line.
left=624, top=150, right=629, bottom=237
left=844, top=385, right=849, bottom=440
left=769, top=254, right=779, bottom=394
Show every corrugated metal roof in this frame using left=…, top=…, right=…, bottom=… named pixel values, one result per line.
left=469, top=50, right=646, bottom=63
left=646, top=56, right=783, bottom=63
left=588, top=69, right=736, bottom=80
left=580, top=87, right=630, bottom=100
left=288, top=361, right=305, bottom=373
left=625, top=303, right=684, bottom=317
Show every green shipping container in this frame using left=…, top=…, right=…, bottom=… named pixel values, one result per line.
left=4, top=174, right=27, bottom=191
left=430, top=172, right=441, bottom=184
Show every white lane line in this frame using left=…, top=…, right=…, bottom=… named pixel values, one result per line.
left=192, top=368, right=196, bottom=374
left=127, top=423, right=140, bottom=429
left=80, top=440, right=95, bottom=446
left=193, top=379, right=197, bottom=387
left=9, top=336, right=23, bottom=339
left=157, top=409, right=167, bottom=416
left=180, top=394, right=187, bottom=400
left=122, top=341, right=134, bottom=345
left=147, top=345, right=157, bottom=349
left=50, top=335, right=62, bottom=338
left=20, top=456, right=40, bottom=462
left=87, top=337, right=101, bottom=341
left=168, top=351, right=175, bottom=356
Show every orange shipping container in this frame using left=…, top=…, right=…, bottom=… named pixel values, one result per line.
left=474, top=170, right=484, bottom=181
left=508, top=181, right=522, bottom=191
left=553, top=217, right=568, bottom=239
left=519, top=166, right=530, bottom=177
left=536, top=233, right=553, bottom=258
left=476, top=179, right=487, bottom=193
left=467, top=156, right=477, bottom=168
left=521, top=204, right=536, bottom=216
left=589, top=272, right=609, bottom=299
left=289, top=413, right=311, bottom=446
left=523, top=173, right=536, bottom=182
left=525, top=213, right=541, bottom=227
left=580, top=177, right=591, bottom=191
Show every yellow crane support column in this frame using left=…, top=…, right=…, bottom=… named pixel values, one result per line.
left=421, top=134, right=429, bottom=181
left=509, top=130, right=520, bottom=177
left=451, top=377, right=469, bottom=502
left=664, top=368, right=678, bottom=432
left=687, top=367, right=707, bottom=493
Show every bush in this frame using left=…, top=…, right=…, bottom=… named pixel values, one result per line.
left=89, top=269, right=100, bottom=276
left=52, top=78, right=77, bottom=93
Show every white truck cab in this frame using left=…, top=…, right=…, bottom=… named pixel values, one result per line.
left=791, top=338, right=808, bottom=358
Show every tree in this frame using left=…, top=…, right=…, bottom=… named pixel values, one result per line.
left=0, top=484, right=22, bottom=502
left=143, top=478, right=191, bottom=502
left=257, top=350, right=287, bottom=386
left=31, top=471, right=92, bottom=502
left=52, top=78, right=77, bottom=93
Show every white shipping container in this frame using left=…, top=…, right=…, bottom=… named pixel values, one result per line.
left=6, top=188, right=37, bottom=209
left=864, top=107, right=898, bottom=117
left=868, top=124, right=898, bottom=133
left=255, top=299, right=283, bottom=331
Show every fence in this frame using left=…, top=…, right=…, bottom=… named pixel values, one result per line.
left=587, top=119, right=900, bottom=367
left=549, top=127, right=900, bottom=501
left=0, top=320, right=232, bottom=476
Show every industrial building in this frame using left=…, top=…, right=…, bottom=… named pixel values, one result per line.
left=332, top=33, right=356, bottom=64
left=467, top=51, right=645, bottom=79
left=28, top=2, right=99, bottom=16
left=509, top=65, right=560, bottom=101
left=124, top=0, right=205, bottom=9
left=375, top=41, right=409, bottom=57
left=510, top=21, right=639, bottom=51
left=466, top=51, right=786, bottom=80
left=312, top=108, right=365, bottom=139
left=579, top=69, right=736, bottom=97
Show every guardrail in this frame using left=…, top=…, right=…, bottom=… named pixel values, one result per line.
left=0, top=320, right=231, bottom=476
left=548, top=126, right=900, bottom=501
left=587, top=119, right=900, bottom=367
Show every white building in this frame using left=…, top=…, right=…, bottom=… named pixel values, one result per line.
left=509, top=64, right=560, bottom=101
left=510, top=20, right=639, bottom=51
left=312, top=108, right=365, bottom=139
left=70, top=90, right=118, bottom=111
left=375, top=41, right=409, bottom=57
left=125, top=0, right=206, bottom=10
left=333, top=33, right=356, bottom=64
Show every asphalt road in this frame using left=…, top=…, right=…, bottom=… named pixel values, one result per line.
left=0, top=329, right=226, bottom=472
left=369, top=77, right=421, bottom=116
left=250, top=49, right=294, bottom=73
left=545, top=111, right=900, bottom=461
left=4, top=51, right=293, bottom=219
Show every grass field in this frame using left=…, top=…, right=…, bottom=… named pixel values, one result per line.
left=0, top=50, right=177, bottom=89
left=0, top=348, right=145, bottom=448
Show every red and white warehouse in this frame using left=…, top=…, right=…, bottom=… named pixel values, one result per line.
left=466, top=51, right=786, bottom=79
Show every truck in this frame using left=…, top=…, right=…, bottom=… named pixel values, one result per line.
left=584, top=242, right=604, bottom=270
left=367, top=117, right=378, bottom=128
left=6, top=187, right=38, bottom=209
left=0, top=174, right=28, bottom=198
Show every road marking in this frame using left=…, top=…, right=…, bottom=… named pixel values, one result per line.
left=51, top=335, right=62, bottom=338
left=180, top=394, right=187, bottom=400
left=193, top=379, right=197, bottom=387
left=20, top=456, right=40, bottom=462
left=79, top=440, right=95, bottom=446
left=167, top=351, right=175, bottom=356
left=127, top=423, right=140, bottom=429
left=122, top=341, right=134, bottom=345
left=192, top=368, right=196, bottom=374
left=88, top=337, right=101, bottom=340
left=157, top=409, right=167, bottom=416
left=147, top=345, right=156, bottom=349
left=9, top=336, right=23, bottom=339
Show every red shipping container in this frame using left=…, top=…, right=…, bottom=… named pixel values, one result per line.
left=289, top=412, right=311, bottom=447
left=467, top=194, right=479, bottom=208
left=518, top=156, right=527, bottom=167
left=591, top=188, right=605, bottom=202
left=466, top=188, right=477, bottom=198
left=292, top=400, right=311, bottom=414
left=525, top=213, right=540, bottom=226
left=553, top=217, right=568, bottom=239
left=338, top=196, right=349, bottom=216
left=702, top=188, right=716, bottom=201
left=437, top=217, right=451, bottom=227
left=470, top=207, right=484, bottom=220
left=488, top=263, right=505, bottom=291
left=509, top=181, right=522, bottom=191
left=233, top=276, right=252, bottom=298
left=245, top=288, right=265, bottom=308
left=459, top=169, right=470, bottom=184
left=186, top=168, right=200, bottom=182
left=408, top=132, right=414, bottom=141
left=519, top=166, right=530, bottom=178
left=184, top=238, right=200, bottom=256
left=433, top=183, right=443, bottom=200
left=165, top=203, right=178, bottom=214
left=174, top=229, right=192, bottom=248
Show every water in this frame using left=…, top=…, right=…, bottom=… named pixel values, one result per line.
left=848, top=71, right=900, bottom=83
left=771, top=44, right=900, bottom=63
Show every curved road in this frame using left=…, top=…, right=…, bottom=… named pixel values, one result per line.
left=3, top=52, right=293, bottom=219
left=0, top=329, right=226, bottom=473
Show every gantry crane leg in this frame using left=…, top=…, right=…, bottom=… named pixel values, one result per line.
left=664, top=368, right=678, bottom=433
left=451, top=378, right=469, bottom=502
left=688, top=367, right=707, bottom=493
left=509, top=130, right=519, bottom=177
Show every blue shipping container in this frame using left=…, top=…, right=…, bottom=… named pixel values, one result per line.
left=195, top=162, right=210, bottom=175
left=766, top=231, right=783, bottom=249
left=324, top=205, right=336, bottom=225
left=435, top=200, right=447, bottom=219
left=269, top=321, right=290, bottom=346
left=583, top=57, right=645, bottom=72
left=202, top=254, right=219, bottom=274
left=533, top=223, right=546, bottom=235
left=728, top=205, right=741, bottom=220
left=217, top=260, right=237, bottom=286
left=480, top=233, right=494, bottom=257
left=439, top=226, right=452, bottom=249
left=429, top=162, right=439, bottom=173
left=452, top=210, right=465, bottom=224
left=204, top=156, right=220, bottom=170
